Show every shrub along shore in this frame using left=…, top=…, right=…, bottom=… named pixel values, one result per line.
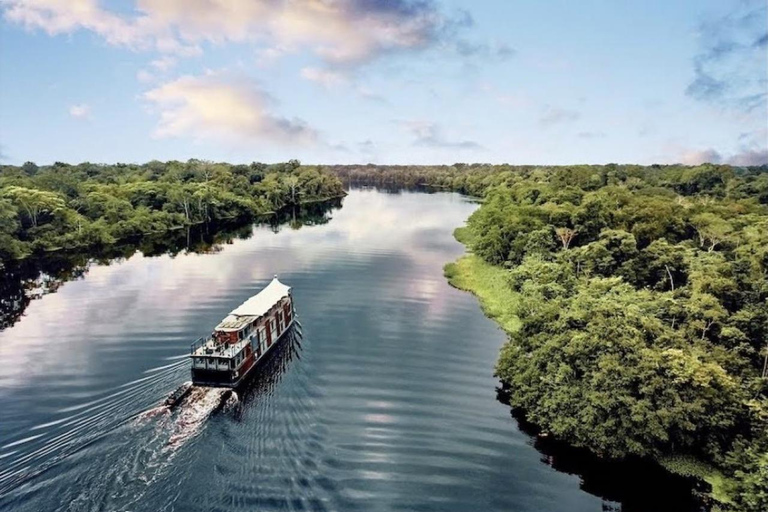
left=327, top=163, right=768, bottom=511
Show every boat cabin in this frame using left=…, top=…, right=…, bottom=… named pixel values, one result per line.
left=190, top=277, right=294, bottom=387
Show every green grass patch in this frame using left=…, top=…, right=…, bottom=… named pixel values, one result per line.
left=444, top=227, right=521, bottom=334
left=453, top=226, right=474, bottom=246
left=659, top=455, right=736, bottom=505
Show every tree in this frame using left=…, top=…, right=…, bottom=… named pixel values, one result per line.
left=1, top=186, right=65, bottom=228
left=497, top=277, right=744, bottom=458
left=627, top=240, right=690, bottom=290
left=555, top=227, right=577, bottom=250
left=0, top=198, right=26, bottom=259
left=167, top=185, right=194, bottom=222
left=574, top=229, right=638, bottom=277
left=692, top=213, right=733, bottom=252
left=284, top=175, right=301, bottom=204
left=21, top=161, right=38, bottom=176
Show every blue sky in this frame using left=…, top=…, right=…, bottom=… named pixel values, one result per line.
left=0, top=0, right=765, bottom=166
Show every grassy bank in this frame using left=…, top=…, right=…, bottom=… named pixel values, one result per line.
left=443, top=226, right=520, bottom=334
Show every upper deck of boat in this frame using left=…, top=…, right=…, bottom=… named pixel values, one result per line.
left=191, top=336, right=249, bottom=359
left=190, top=277, right=292, bottom=360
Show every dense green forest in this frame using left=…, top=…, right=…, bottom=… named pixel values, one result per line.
left=327, top=163, right=768, bottom=511
left=0, top=160, right=345, bottom=263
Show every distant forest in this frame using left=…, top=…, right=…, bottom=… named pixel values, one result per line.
left=0, top=160, right=345, bottom=263
left=326, top=162, right=768, bottom=511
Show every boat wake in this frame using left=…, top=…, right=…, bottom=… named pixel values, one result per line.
left=165, top=386, right=230, bottom=450
left=0, top=360, right=233, bottom=499
left=40, top=385, right=235, bottom=511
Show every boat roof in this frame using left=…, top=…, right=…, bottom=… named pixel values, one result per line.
left=216, top=315, right=257, bottom=331
left=215, top=277, right=291, bottom=331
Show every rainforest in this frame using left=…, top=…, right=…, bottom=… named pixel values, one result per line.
left=0, top=160, right=345, bottom=263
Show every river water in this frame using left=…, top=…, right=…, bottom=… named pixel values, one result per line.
left=0, top=189, right=699, bottom=512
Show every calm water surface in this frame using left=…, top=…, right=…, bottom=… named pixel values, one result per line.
left=0, top=189, right=698, bottom=511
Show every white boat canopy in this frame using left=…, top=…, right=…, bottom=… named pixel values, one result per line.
left=229, top=277, right=291, bottom=318
left=215, top=277, right=291, bottom=332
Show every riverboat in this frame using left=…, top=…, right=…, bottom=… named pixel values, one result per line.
left=190, top=276, right=296, bottom=388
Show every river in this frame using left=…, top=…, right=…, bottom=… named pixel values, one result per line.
left=0, top=189, right=700, bottom=511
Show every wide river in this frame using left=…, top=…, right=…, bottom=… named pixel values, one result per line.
left=0, top=189, right=699, bottom=512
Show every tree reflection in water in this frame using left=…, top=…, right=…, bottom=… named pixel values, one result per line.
left=496, top=387, right=704, bottom=512
left=0, top=198, right=343, bottom=332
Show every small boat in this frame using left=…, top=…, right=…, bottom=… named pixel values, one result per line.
left=189, top=276, right=296, bottom=388
left=164, top=381, right=192, bottom=407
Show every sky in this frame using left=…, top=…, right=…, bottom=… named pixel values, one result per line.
left=0, top=0, right=765, bottom=166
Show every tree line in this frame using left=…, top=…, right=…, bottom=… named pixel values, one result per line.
left=0, top=159, right=345, bottom=263
left=325, top=162, right=768, bottom=511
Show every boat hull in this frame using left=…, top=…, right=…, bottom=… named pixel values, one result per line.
left=190, top=318, right=295, bottom=388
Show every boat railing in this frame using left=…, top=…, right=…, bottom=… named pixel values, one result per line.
left=190, top=336, right=208, bottom=355
left=190, top=335, right=243, bottom=359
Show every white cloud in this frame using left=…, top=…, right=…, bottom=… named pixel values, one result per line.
left=300, top=67, right=347, bottom=88
left=256, top=46, right=288, bottom=66
left=2, top=0, right=190, bottom=52
left=143, top=73, right=318, bottom=145
left=68, top=103, right=90, bottom=118
left=1, top=0, right=451, bottom=64
left=403, top=120, right=482, bottom=150
left=136, top=69, right=154, bottom=83
left=540, top=106, right=581, bottom=126
left=678, top=148, right=723, bottom=165
left=728, top=149, right=768, bottom=166
left=479, top=83, right=531, bottom=108
left=670, top=146, right=767, bottom=166
left=150, top=55, right=177, bottom=71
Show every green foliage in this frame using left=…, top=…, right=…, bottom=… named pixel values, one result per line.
left=444, top=253, right=521, bottom=334
left=0, top=159, right=345, bottom=262
left=418, top=162, right=767, bottom=510
left=660, top=455, right=735, bottom=505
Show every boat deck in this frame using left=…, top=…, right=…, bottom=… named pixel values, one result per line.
left=191, top=337, right=248, bottom=359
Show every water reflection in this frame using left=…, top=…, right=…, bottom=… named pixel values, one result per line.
left=0, top=199, right=342, bottom=332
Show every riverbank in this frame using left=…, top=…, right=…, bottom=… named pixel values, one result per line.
left=443, top=224, right=734, bottom=511
left=443, top=227, right=519, bottom=334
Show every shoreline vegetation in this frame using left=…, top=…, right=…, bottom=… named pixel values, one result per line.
left=325, top=163, right=768, bottom=512
left=443, top=226, right=521, bottom=335
left=0, top=159, right=346, bottom=265
left=445, top=225, right=736, bottom=507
